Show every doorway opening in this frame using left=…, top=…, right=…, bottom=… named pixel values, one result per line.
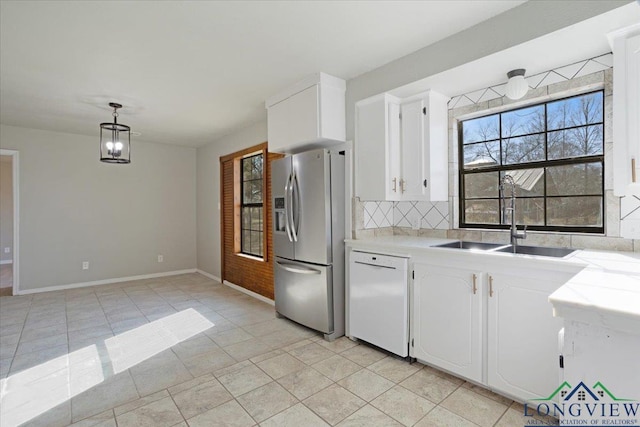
left=0, top=149, right=19, bottom=296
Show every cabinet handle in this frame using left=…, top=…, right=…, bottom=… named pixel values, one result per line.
left=400, top=179, right=406, bottom=193
left=472, top=274, right=477, bottom=295
left=633, top=158, right=637, bottom=183
left=489, top=275, right=494, bottom=297
left=392, top=178, right=397, bottom=192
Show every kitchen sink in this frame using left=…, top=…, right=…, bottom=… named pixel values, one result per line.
left=495, top=245, right=576, bottom=258
left=435, top=241, right=506, bottom=251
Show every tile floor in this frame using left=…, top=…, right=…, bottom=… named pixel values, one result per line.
left=0, top=273, right=557, bottom=426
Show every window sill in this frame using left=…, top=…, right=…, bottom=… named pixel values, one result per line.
left=236, top=253, right=265, bottom=262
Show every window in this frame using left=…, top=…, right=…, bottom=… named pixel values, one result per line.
left=240, top=153, right=264, bottom=257
left=459, top=91, right=604, bottom=233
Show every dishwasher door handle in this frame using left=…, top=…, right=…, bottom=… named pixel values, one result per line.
left=353, top=261, right=397, bottom=270
left=275, top=261, right=322, bottom=275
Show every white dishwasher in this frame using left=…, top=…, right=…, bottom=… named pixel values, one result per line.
left=348, top=250, right=410, bottom=357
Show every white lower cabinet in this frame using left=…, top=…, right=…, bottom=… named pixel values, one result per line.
left=412, top=263, right=483, bottom=383
left=486, top=271, right=566, bottom=401
left=411, top=254, right=582, bottom=402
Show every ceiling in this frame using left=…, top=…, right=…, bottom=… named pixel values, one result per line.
left=0, top=0, right=527, bottom=147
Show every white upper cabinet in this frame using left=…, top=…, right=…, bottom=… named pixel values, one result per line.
left=355, top=90, right=449, bottom=201
left=355, top=93, right=402, bottom=201
left=608, top=24, right=640, bottom=197
left=266, top=73, right=345, bottom=154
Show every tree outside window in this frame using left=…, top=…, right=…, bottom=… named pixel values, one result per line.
left=240, top=153, right=264, bottom=257
left=459, top=91, right=604, bottom=233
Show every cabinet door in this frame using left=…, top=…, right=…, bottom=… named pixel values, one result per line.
left=287, top=85, right=320, bottom=146
left=412, top=263, right=483, bottom=382
left=355, top=95, right=401, bottom=201
left=487, top=272, right=565, bottom=401
left=400, top=100, right=426, bottom=199
left=267, top=97, right=292, bottom=153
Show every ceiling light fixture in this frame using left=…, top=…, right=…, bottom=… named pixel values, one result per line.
left=100, top=102, right=131, bottom=164
left=505, top=69, right=528, bottom=100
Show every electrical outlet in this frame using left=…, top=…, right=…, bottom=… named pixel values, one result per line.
left=82, top=261, right=89, bottom=270
left=157, top=255, right=164, bottom=263
left=3, top=247, right=9, bottom=254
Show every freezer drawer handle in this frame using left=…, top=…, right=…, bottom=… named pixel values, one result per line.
left=353, top=261, right=396, bottom=270
left=275, top=261, right=321, bottom=275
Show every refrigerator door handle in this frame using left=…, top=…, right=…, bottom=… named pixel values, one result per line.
left=290, top=170, right=300, bottom=242
left=275, top=260, right=322, bottom=275
left=283, top=172, right=293, bottom=242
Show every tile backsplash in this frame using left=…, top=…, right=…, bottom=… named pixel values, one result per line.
left=363, top=201, right=449, bottom=230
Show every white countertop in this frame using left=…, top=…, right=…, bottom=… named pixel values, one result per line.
left=346, top=236, right=640, bottom=334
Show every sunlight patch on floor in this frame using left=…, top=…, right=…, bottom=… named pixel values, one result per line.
left=0, top=345, right=103, bottom=427
left=105, top=308, right=214, bottom=374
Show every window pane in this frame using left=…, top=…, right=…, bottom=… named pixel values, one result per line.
left=242, top=230, right=250, bottom=252
left=463, top=141, right=500, bottom=168
left=242, top=157, right=253, bottom=181
left=465, top=172, right=498, bottom=198
left=547, top=125, right=603, bottom=159
left=547, top=163, right=602, bottom=196
left=462, top=115, right=499, bottom=144
left=503, top=198, right=545, bottom=226
left=501, top=105, right=545, bottom=138
left=464, top=199, right=500, bottom=224
left=547, top=92, right=603, bottom=131
left=547, top=197, right=603, bottom=227
left=502, top=134, right=545, bottom=165
left=251, top=207, right=263, bottom=232
left=243, top=180, right=262, bottom=204
left=252, top=155, right=263, bottom=180
left=242, top=207, right=251, bottom=230
left=500, top=169, right=544, bottom=197
left=250, top=231, right=262, bottom=255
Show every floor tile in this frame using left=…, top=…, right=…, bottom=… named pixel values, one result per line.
left=439, top=387, right=509, bottom=427
left=237, top=381, right=298, bottom=422
left=217, top=363, right=273, bottom=397
left=210, top=327, right=254, bottom=347
left=186, top=399, right=255, bottom=427
left=115, top=396, right=184, bottom=427
left=16, top=333, right=68, bottom=355
left=170, top=334, right=219, bottom=360
left=223, top=336, right=273, bottom=361
left=260, top=403, right=329, bottom=427
left=336, top=404, right=403, bottom=427
left=338, top=369, right=394, bottom=402
left=313, top=354, right=362, bottom=381
left=341, top=344, right=386, bottom=367
left=288, top=342, right=335, bottom=365
left=68, top=409, right=116, bottom=427
left=277, top=367, right=334, bottom=400
left=304, top=384, right=366, bottom=426
left=20, top=323, right=67, bottom=342
left=414, top=406, right=479, bottom=427
left=316, top=336, right=359, bottom=353
left=400, top=368, right=460, bottom=404
left=461, top=381, right=513, bottom=406
left=130, top=357, right=193, bottom=396
left=170, top=377, right=233, bottom=419
left=367, top=357, right=421, bottom=383
left=256, top=352, right=306, bottom=379
left=71, top=371, right=139, bottom=422
left=181, top=347, right=237, bottom=377
left=370, top=385, right=435, bottom=427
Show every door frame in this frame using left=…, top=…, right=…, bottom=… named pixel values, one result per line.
left=0, top=149, right=19, bottom=295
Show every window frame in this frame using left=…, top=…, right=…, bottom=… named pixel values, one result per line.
left=458, top=90, right=605, bottom=234
left=239, top=152, right=265, bottom=258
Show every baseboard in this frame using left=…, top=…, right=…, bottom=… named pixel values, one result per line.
left=223, top=280, right=275, bottom=306
left=0, top=260, right=12, bottom=265
left=16, top=269, right=198, bottom=295
left=195, top=269, right=221, bottom=282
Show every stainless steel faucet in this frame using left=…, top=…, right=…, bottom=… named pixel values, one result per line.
left=500, top=174, right=526, bottom=251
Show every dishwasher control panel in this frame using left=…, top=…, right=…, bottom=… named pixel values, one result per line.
left=350, top=250, right=408, bottom=270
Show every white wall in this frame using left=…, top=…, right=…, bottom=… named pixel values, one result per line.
left=0, top=156, right=12, bottom=263
left=0, top=125, right=197, bottom=292
left=196, top=121, right=267, bottom=278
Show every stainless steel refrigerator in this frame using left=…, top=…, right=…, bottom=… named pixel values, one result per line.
left=271, top=148, right=345, bottom=341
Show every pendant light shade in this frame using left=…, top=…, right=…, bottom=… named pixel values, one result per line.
left=505, top=69, right=528, bottom=100
left=100, top=102, right=131, bottom=164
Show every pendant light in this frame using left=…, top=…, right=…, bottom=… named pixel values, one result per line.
left=505, top=69, right=528, bottom=100
left=100, top=102, right=131, bottom=164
